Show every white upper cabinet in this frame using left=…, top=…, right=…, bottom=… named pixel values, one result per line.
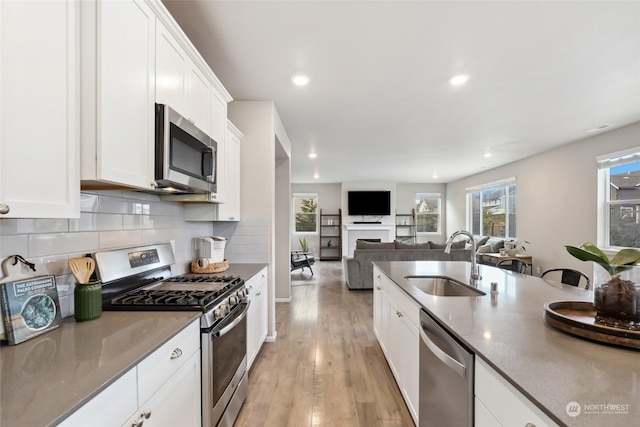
left=156, top=21, right=211, bottom=133
left=80, top=0, right=156, bottom=191
left=156, top=23, right=188, bottom=114
left=0, top=0, right=80, bottom=218
left=217, top=121, right=241, bottom=220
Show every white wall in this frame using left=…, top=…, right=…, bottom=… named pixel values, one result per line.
left=446, top=121, right=640, bottom=278
left=229, top=100, right=292, bottom=339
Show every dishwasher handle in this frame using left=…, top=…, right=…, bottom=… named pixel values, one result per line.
left=420, top=321, right=466, bottom=378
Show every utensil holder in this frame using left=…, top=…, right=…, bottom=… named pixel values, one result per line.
left=74, top=281, right=102, bottom=322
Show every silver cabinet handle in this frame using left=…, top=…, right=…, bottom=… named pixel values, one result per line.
left=396, top=311, right=403, bottom=317
left=376, top=286, right=381, bottom=290
left=131, top=410, right=152, bottom=427
left=525, top=424, right=536, bottom=427
left=0, top=204, right=9, bottom=214
left=170, top=348, right=183, bottom=359
left=256, top=292, right=261, bottom=296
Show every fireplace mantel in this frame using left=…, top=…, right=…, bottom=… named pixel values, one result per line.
left=343, top=224, right=395, bottom=257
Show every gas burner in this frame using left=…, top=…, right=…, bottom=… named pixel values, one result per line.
left=110, top=289, right=225, bottom=308
left=164, top=275, right=240, bottom=284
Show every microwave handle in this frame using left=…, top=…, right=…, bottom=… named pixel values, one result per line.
left=202, top=147, right=214, bottom=179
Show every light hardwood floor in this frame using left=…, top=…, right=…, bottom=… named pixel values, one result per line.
left=235, top=261, right=414, bottom=427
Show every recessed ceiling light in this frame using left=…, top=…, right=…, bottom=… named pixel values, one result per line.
left=585, top=124, right=612, bottom=133
left=313, top=173, right=319, bottom=179
left=449, top=74, right=470, bottom=86
left=483, top=153, right=493, bottom=158
left=308, top=153, right=317, bottom=159
left=432, top=173, right=439, bottom=179
left=291, top=74, right=310, bottom=86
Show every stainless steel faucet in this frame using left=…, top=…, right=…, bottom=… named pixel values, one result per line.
left=444, top=230, right=482, bottom=286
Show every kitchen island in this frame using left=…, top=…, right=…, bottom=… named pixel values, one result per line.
left=374, top=261, right=639, bottom=427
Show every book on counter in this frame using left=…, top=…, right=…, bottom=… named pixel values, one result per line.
left=0, top=275, right=62, bottom=345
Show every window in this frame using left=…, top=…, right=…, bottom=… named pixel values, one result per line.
left=467, top=178, right=517, bottom=238
left=293, top=193, right=318, bottom=233
left=415, top=193, right=441, bottom=233
left=598, top=149, right=640, bottom=249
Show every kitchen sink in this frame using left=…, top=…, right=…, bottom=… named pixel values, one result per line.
left=405, top=276, right=486, bottom=297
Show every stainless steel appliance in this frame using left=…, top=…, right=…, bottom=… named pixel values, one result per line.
left=94, top=243, right=248, bottom=427
left=154, top=103, right=217, bottom=195
left=419, top=309, right=474, bottom=427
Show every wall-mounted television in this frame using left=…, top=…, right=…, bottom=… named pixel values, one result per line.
left=347, top=191, right=391, bottom=216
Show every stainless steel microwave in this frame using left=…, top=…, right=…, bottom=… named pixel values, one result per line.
left=154, top=103, right=217, bottom=195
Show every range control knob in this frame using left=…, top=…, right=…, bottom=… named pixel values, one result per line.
left=236, top=289, right=246, bottom=299
left=229, top=296, right=238, bottom=305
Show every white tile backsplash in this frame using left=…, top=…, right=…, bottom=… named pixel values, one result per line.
left=0, top=191, right=219, bottom=318
left=1, top=197, right=269, bottom=320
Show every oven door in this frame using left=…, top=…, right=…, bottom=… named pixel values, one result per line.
left=202, top=301, right=249, bottom=427
left=155, top=103, right=217, bottom=194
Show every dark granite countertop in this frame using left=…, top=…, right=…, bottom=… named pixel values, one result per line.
left=374, top=261, right=639, bottom=427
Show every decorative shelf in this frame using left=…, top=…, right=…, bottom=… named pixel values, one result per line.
left=319, top=209, right=342, bottom=261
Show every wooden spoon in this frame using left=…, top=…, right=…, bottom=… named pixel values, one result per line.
left=69, top=257, right=95, bottom=284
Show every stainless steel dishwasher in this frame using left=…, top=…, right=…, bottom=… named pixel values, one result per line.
left=419, top=309, right=474, bottom=427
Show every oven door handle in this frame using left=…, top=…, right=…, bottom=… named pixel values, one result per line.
left=214, top=301, right=250, bottom=337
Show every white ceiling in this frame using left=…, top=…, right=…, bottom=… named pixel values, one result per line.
left=162, top=1, right=640, bottom=184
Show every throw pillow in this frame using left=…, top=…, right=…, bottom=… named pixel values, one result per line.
left=355, top=240, right=396, bottom=250
left=394, top=240, right=430, bottom=249
left=429, top=241, right=466, bottom=250
left=476, top=244, right=493, bottom=254
left=485, top=238, right=505, bottom=252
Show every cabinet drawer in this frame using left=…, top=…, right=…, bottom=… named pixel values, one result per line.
left=246, top=267, right=267, bottom=292
left=137, top=319, right=200, bottom=404
left=59, top=368, right=137, bottom=427
left=475, top=358, right=557, bottom=427
left=373, top=266, right=388, bottom=293
left=388, top=281, right=420, bottom=329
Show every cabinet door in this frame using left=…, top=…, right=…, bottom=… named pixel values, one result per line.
left=210, top=89, right=227, bottom=145
left=156, top=21, right=187, bottom=114
left=59, top=369, right=138, bottom=427
left=373, top=271, right=384, bottom=340
left=247, top=268, right=268, bottom=368
left=217, top=123, right=241, bottom=221
left=400, top=316, right=420, bottom=424
left=126, top=351, right=201, bottom=427
left=0, top=0, right=80, bottom=218
left=255, top=275, right=268, bottom=347
left=97, top=0, right=155, bottom=189
left=184, top=64, right=210, bottom=132
left=475, top=357, right=558, bottom=427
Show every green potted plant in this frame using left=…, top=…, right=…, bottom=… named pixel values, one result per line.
left=565, top=242, right=640, bottom=329
left=298, top=237, right=309, bottom=253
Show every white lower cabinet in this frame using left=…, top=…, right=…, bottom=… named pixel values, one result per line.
left=59, top=320, right=201, bottom=427
left=475, top=357, right=557, bottom=427
left=373, top=266, right=419, bottom=425
left=246, top=267, right=268, bottom=369
left=124, top=350, right=201, bottom=427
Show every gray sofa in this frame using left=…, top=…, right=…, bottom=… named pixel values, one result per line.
left=344, top=240, right=473, bottom=289
left=344, top=236, right=509, bottom=289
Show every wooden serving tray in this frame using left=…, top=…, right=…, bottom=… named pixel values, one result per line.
left=544, top=301, right=640, bottom=350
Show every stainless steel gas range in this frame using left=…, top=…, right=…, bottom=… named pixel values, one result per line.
left=92, top=243, right=248, bottom=427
